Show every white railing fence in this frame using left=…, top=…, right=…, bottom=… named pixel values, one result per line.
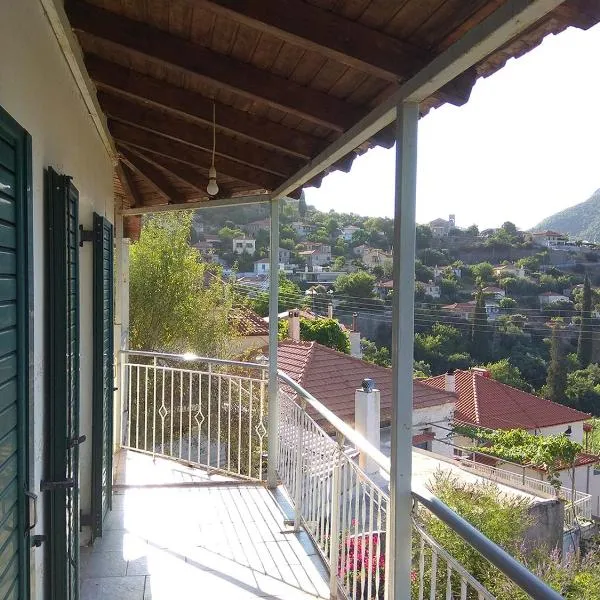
left=460, top=459, right=592, bottom=524
left=122, top=352, right=268, bottom=480
left=120, top=351, right=563, bottom=600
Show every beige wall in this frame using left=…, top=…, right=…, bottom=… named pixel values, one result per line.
left=0, top=1, right=114, bottom=596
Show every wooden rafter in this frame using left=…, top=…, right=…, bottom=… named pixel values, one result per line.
left=116, top=160, right=144, bottom=208
left=67, top=1, right=364, bottom=131
left=121, top=145, right=234, bottom=198
left=109, top=120, right=281, bottom=191
left=119, top=147, right=185, bottom=204
left=85, top=55, right=325, bottom=160
left=98, top=91, right=303, bottom=177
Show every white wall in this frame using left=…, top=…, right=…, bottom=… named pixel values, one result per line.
left=538, top=422, right=585, bottom=445
left=413, top=404, right=456, bottom=457
left=0, top=2, right=114, bottom=596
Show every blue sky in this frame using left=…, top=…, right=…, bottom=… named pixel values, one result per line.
left=304, top=23, right=600, bottom=231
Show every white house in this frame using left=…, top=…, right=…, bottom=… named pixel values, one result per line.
left=494, top=263, right=526, bottom=279
left=482, top=286, right=506, bottom=300
left=531, top=230, right=569, bottom=247
left=278, top=246, right=292, bottom=264
left=340, top=224, right=361, bottom=242
left=361, top=247, right=392, bottom=269
left=254, top=258, right=284, bottom=274
left=423, top=281, right=441, bottom=299
left=232, top=237, right=256, bottom=255
left=433, top=265, right=462, bottom=280
left=539, top=291, right=570, bottom=307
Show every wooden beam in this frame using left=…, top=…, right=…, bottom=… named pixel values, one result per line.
left=98, top=91, right=302, bottom=177
left=119, top=147, right=185, bottom=204
left=85, top=55, right=325, bottom=160
left=116, top=160, right=143, bottom=208
left=67, top=1, right=363, bottom=131
left=119, top=144, right=236, bottom=199
left=109, top=120, right=281, bottom=191
left=194, top=0, right=474, bottom=106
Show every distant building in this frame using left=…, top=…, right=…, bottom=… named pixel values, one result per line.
left=361, top=247, right=392, bottom=269
left=298, top=243, right=331, bottom=268
left=243, top=218, right=271, bottom=236
left=538, top=291, right=570, bottom=308
left=291, top=221, right=315, bottom=238
left=494, top=264, right=526, bottom=279
left=278, top=247, right=291, bottom=264
left=433, top=265, right=462, bottom=280
left=254, top=258, right=284, bottom=274
left=442, top=299, right=500, bottom=321
left=531, top=230, right=568, bottom=247
left=340, top=225, right=361, bottom=242
left=232, top=238, right=256, bottom=255
left=422, top=281, right=440, bottom=299
left=482, top=286, right=506, bottom=301
left=429, top=214, right=456, bottom=237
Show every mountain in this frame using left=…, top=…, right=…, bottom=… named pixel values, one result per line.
left=533, top=189, right=600, bottom=241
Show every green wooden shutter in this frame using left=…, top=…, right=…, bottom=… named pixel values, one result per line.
left=0, top=106, right=31, bottom=600
left=90, top=213, right=114, bottom=540
left=46, top=168, right=80, bottom=600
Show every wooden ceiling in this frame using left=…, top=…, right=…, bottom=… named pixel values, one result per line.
left=65, top=0, right=600, bottom=216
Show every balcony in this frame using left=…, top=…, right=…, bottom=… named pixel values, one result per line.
left=99, top=351, right=563, bottom=600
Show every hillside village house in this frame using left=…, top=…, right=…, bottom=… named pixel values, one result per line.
left=539, top=291, right=570, bottom=307
left=298, top=243, right=332, bottom=268
left=361, top=246, right=393, bottom=269
left=5, top=1, right=600, bottom=599
left=531, top=230, right=569, bottom=247
left=422, top=281, right=441, bottom=299
left=482, top=286, right=506, bottom=300
left=232, top=237, right=256, bottom=255
left=425, top=369, right=600, bottom=513
left=442, top=299, right=501, bottom=321
left=432, top=264, right=462, bottom=279
left=254, top=257, right=284, bottom=274
left=428, top=214, right=456, bottom=237
left=494, top=263, right=526, bottom=279
left=290, top=221, right=315, bottom=238
left=243, top=218, right=271, bottom=236
left=340, top=224, right=361, bottom=241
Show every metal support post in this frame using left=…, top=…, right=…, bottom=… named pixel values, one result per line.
left=293, top=400, right=306, bottom=531
left=267, top=197, right=280, bottom=488
left=387, top=101, right=419, bottom=600
left=328, top=432, right=344, bottom=599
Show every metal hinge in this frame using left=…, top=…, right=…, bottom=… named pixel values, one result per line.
left=68, top=434, right=87, bottom=448
left=79, top=224, right=93, bottom=247
left=32, top=535, right=46, bottom=548
left=40, top=479, right=75, bottom=492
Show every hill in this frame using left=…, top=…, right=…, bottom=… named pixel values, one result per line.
left=533, top=189, right=600, bottom=241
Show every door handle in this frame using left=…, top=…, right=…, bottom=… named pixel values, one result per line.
left=24, top=490, right=37, bottom=531
left=40, top=479, right=75, bottom=491
left=68, top=434, right=87, bottom=448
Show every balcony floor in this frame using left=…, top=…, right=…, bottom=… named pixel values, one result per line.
left=81, top=450, right=329, bottom=600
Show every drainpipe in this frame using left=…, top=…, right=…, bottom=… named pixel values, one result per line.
left=267, top=197, right=280, bottom=488
left=388, top=101, right=419, bottom=600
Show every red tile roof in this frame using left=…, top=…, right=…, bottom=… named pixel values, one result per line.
left=276, top=341, right=456, bottom=429
left=425, top=370, right=590, bottom=430
left=229, top=306, right=269, bottom=337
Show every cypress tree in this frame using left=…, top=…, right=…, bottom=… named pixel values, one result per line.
left=577, top=274, right=593, bottom=367
left=546, top=323, right=567, bottom=403
left=471, top=289, right=489, bottom=362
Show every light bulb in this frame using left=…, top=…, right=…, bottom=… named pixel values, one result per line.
left=207, top=165, right=218, bottom=195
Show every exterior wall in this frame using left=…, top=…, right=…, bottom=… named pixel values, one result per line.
left=538, top=422, right=585, bottom=444
left=412, top=404, right=455, bottom=457
left=0, top=2, right=115, bottom=596
left=233, top=238, right=256, bottom=254
left=523, top=500, right=564, bottom=554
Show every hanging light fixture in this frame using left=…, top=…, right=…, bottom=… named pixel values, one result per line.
left=206, top=102, right=219, bottom=196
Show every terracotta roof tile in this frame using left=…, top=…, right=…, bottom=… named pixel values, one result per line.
left=276, top=341, right=455, bottom=428
left=425, top=370, right=590, bottom=430
left=229, top=306, right=269, bottom=337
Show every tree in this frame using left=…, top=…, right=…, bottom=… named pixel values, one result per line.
left=298, top=193, right=307, bottom=218
left=498, top=297, right=517, bottom=309
left=543, top=324, right=568, bottom=403
left=415, top=224, right=433, bottom=250
left=471, top=262, right=494, bottom=283
left=248, top=273, right=307, bottom=316
left=418, top=247, right=448, bottom=267
left=325, top=217, right=339, bottom=236
left=361, top=338, right=391, bottom=367
left=577, top=274, right=593, bottom=367
left=471, top=289, right=489, bottom=362
left=129, top=212, right=236, bottom=355
left=482, top=359, right=531, bottom=391
left=465, top=224, right=479, bottom=237
left=414, top=260, right=434, bottom=283
left=565, top=364, right=600, bottom=414
left=300, top=318, right=349, bottom=353
left=334, top=271, right=376, bottom=299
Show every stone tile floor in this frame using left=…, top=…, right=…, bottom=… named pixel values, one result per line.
left=80, top=451, right=329, bottom=600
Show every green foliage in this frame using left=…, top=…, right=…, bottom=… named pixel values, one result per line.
left=482, top=358, right=532, bottom=391
left=414, top=260, right=434, bottom=283
left=413, top=360, right=432, bottom=378
left=415, top=224, right=433, bottom=250
left=498, top=297, right=517, bottom=309
left=565, top=364, right=600, bottom=414
left=577, top=274, right=593, bottom=368
left=461, top=428, right=582, bottom=488
left=439, top=278, right=458, bottom=302
left=129, top=212, right=236, bottom=356
left=334, top=270, right=376, bottom=299
left=247, top=273, right=307, bottom=316
left=218, top=225, right=244, bottom=241
left=300, top=318, right=349, bottom=353
left=471, top=262, right=494, bottom=282
left=544, top=326, right=568, bottom=404
left=418, top=247, right=449, bottom=267
left=361, top=338, right=391, bottom=367
left=471, top=289, right=489, bottom=361
left=414, top=324, right=471, bottom=374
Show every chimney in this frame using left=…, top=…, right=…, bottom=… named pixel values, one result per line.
left=349, top=313, right=362, bottom=358
left=444, top=370, right=456, bottom=392
left=472, top=367, right=490, bottom=378
left=288, top=309, right=300, bottom=342
left=327, top=303, right=333, bottom=319
left=355, top=380, right=380, bottom=475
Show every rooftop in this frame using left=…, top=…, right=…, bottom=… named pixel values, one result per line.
left=276, top=340, right=456, bottom=428
left=229, top=306, right=269, bottom=337
left=425, top=369, right=591, bottom=430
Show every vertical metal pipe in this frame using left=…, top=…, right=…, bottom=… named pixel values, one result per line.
left=388, top=101, right=419, bottom=600
left=267, top=196, right=280, bottom=488
left=328, top=433, right=344, bottom=599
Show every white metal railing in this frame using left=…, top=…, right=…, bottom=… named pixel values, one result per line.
left=121, top=351, right=563, bottom=600
left=277, top=390, right=495, bottom=599
left=460, top=458, right=592, bottom=525
left=122, top=351, right=268, bottom=480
